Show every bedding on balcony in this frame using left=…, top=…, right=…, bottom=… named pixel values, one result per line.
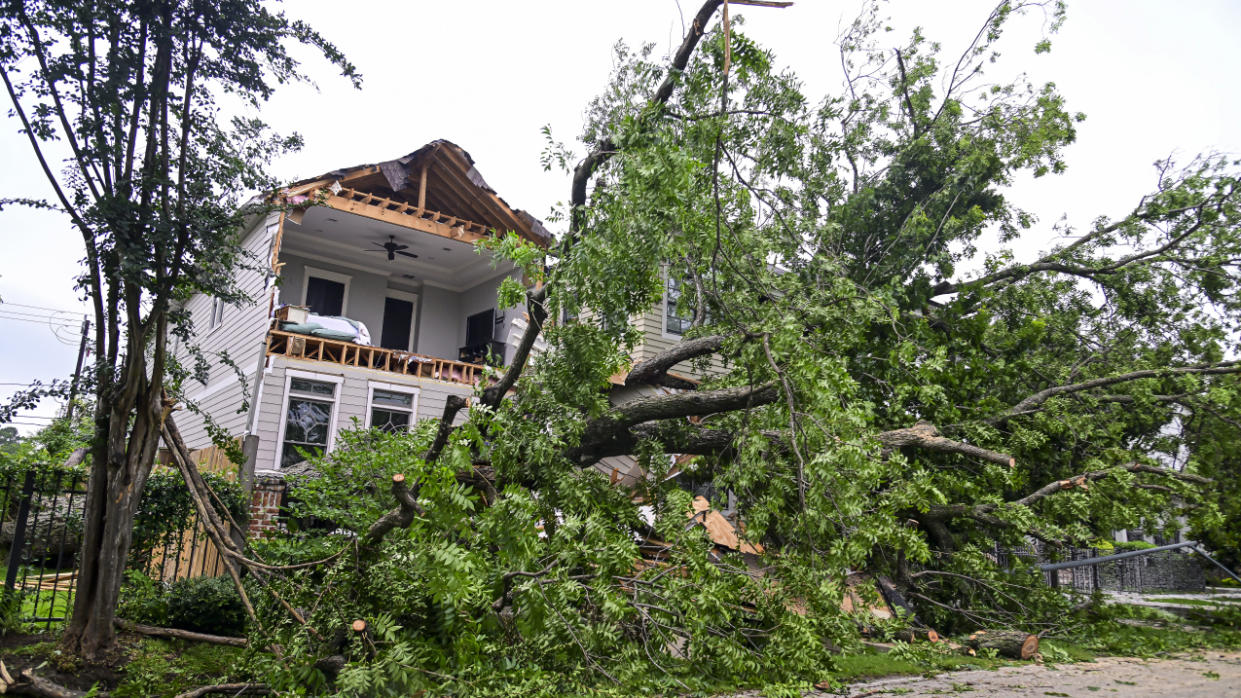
left=280, top=312, right=373, bottom=346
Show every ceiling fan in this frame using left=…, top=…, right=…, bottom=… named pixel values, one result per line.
left=363, top=235, right=418, bottom=261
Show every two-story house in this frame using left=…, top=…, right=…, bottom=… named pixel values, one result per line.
left=173, top=141, right=551, bottom=478
left=175, top=140, right=724, bottom=504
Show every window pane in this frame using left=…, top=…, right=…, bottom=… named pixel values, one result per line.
left=666, top=275, right=691, bottom=335
left=285, top=398, right=331, bottom=445
left=290, top=377, right=335, bottom=397
left=282, top=443, right=322, bottom=469
left=372, top=389, right=412, bottom=409
left=371, top=408, right=410, bottom=433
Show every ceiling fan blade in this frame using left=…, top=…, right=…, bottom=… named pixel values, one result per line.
left=362, top=248, right=385, bottom=252
left=392, top=244, right=410, bottom=251
left=395, top=250, right=419, bottom=259
left=371, top=241, right=388, bottom=248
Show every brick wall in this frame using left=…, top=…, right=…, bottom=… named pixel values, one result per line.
left=248, top=474, right=286, bottom=539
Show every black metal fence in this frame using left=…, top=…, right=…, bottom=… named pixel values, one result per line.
left=997, top=543, right=1206, bottom=593
left=1, top=468, right=85, bottom=632
left=1, top=466, right=225, bottom=633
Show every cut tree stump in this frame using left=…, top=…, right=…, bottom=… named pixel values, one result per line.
left=966, top=630, right=1039, bottom=659
left=895, top=628, right=941, bottom=644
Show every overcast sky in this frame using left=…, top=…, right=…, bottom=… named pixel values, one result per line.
left=2, top=0, right=1239, bottom=432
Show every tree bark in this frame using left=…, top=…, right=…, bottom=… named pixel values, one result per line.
left=61, top=373, right=166, bottom=659
left=966, top=630, right=1039, bottom=659
left=115, top=618, right=248, bottom=647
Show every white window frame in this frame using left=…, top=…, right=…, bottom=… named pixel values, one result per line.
left=274, top=368, right=344, bottom=471
left=301, top=266, right=352, bottom=316
left=383, top=289, right=419, bottom=352
left=207, top=296, right=226, bottom=332
left=364, top=381, right=420, bottom=432
left=662, top=272, right=691, bottom=338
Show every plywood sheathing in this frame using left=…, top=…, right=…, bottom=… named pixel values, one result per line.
left=688, top=495, right=764, bottom=555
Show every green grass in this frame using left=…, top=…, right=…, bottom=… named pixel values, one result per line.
left=0, top=562, right=75, bottom=631
left=830, top=647, right=1005, bottom=683
left=111, top=638, right=247, bottom=698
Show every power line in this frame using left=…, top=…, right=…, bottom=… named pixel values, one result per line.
left=0, top=313, right=82, bottom=328
left=0, top=307, right=79, bottom=320
left=0, top=301, right=86, bottom=315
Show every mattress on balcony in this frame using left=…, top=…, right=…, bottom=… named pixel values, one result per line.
left=281, top=312, right=373, bottom=345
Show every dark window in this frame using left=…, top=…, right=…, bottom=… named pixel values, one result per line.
left=369, top=388, right=414, bottom=433
left=305, top=276, right=344, bottom=316
left=281, top=378, right=336, bottom=468
left=380, top=296, right=414, bottom=351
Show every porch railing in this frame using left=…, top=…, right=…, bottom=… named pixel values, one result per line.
left=266, top=329, right=488, bottom=386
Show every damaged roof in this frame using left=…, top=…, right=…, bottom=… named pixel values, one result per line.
left=286, top=139, right=553, bottom=247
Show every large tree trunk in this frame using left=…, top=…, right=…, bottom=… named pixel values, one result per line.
left=61, top=374, right=164, bottom=659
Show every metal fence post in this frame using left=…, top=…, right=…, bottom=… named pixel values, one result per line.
left=3, top=470, right=37, bottom=592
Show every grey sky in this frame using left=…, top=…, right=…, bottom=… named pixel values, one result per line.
left=1, top=0, right=1238, bottom=432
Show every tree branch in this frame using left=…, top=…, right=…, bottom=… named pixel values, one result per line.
left=481, top=287, right=547, bottom=410
left=878, top=421, right=1015, bottom=467
left=626, top=334, right=725, bottom=387
left=921, top=462, right=1212, bottom=544
left=567, top=383, right=779, bottom=464
left=423, top=394, right=468, bottom=462
left=989, top=361, right=1241, bottom=423
left=568, top=0, right=725, bottom=237
left=363, top=473, right=425, bottom=545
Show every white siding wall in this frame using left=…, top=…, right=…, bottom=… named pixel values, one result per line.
left=416, top=285, right=461, bottom=359
left=251, top=355, right=474, bottom=474
left=174, top=213, right=279, bottom=450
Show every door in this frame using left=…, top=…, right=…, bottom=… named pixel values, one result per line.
left=380, top=296, right=415, bottom=351
left=465, top=309, right=494, bottom=348
left=305, top=276, right=345, bottom=316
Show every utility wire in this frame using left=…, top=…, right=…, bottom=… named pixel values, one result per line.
left=0, top=313, right=82, bottom=328
left=0, top=306, right=80, bottom=317
left=0, top=307, right=80, bottom=320
left=0, top=301, right=87, bottom=314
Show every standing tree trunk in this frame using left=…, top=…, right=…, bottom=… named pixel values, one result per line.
left=61, top=359, right=166, bottom=657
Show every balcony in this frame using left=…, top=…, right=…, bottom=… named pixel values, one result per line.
left=266, top=329, right=488, bottom=387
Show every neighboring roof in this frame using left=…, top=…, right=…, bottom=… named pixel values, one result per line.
left=285, top=139, right=552, bottom=247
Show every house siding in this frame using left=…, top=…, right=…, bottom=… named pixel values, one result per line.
left=175, top=213, right=279, bottom=450
left=251, top=355, right=474, bottom=474
left=630, top=307, right=727, bottom=380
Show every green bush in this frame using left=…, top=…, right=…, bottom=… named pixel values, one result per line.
left=118, top=570, right=170, bottom=626
left=166, top=575, right=246, bottom=636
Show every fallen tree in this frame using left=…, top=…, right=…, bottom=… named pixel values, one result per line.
left=159, top=0, right=1241, bottom=694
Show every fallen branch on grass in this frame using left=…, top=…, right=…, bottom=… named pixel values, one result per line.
left=114, top=618, right=248, bottom=647
left=172, top=684, right=269, bottom=698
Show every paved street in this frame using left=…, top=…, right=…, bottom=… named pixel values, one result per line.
left=836, top=651, right=1241, bottom=697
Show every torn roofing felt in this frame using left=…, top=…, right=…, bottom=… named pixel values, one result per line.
left=285, top=139, right=553, bottom=247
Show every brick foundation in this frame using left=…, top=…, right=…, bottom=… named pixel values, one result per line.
left=248, top=474, right=287, bottom=539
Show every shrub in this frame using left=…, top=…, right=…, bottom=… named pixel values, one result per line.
left=118, top=570, right=170, bottom=626
left=166, top=575, right=246, bottom=636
